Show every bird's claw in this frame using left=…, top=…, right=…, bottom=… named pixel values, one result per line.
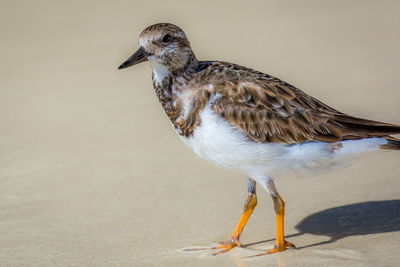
left=212, top=238, right=242, bottom=255
left=248, top=240, right=296, bottom=257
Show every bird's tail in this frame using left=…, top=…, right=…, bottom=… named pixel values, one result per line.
left=381, top=136, right=400, bottom=150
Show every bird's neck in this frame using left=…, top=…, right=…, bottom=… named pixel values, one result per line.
left=151, top=62, right=172, bottom=88
left=150, top=52, right=200, bottom=126
left=151, top=51, right=198, bottom=83
left=177, top=52, right=199, bottom=75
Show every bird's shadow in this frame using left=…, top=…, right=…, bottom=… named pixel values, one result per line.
left=243, top=200, right=400, bottom=249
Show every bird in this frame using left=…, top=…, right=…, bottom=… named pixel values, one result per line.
left=118, top=23, right=400, bottom=255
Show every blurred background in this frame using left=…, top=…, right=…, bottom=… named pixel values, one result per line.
left=1, top=0, right=399, bottom=266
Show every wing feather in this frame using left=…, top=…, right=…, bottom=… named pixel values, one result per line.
left=200, top=61, right=400, bottom=144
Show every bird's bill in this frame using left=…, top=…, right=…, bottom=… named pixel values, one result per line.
left=118, top=46, right=148, bottom=69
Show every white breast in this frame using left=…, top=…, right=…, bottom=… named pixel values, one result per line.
left=179, top=104, right=388, bottom=181
left=179, top=105, right=286, bottom=173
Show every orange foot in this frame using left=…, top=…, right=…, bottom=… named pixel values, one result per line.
left=267, top=240, right=296, bottom=253
left=251, top=240, right=296, bottom=257
left=183, top=238, right=241, bottom=254
left=212, top=238, right=242, bottom=255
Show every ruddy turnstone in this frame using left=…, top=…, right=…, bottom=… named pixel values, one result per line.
left=118, top=23, right=400, bottom=255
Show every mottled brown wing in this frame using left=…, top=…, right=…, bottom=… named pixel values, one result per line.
left=206, top=62, right=400, bottom=144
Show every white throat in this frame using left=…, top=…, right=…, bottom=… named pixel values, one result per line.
left=150, top=62, right=171, bottom=86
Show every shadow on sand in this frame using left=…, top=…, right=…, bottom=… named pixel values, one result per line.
left=244, top=200, right=400, bottom=249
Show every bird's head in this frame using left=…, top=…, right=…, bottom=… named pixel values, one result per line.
left=118, top=23, right=197, bottom=73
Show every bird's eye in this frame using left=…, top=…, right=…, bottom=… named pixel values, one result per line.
left=161, top=34, right=171, bottom=44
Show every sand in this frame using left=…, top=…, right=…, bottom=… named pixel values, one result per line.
left=1, top=0, right=400, bottom=266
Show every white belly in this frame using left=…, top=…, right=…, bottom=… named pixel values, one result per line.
left=179, top=105, right=388, bottom=180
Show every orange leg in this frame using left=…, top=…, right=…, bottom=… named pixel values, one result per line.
left=213, top=192, right=257, bottom=255
left=265, top=193, right=295, bottom=254
left=249, top=179, right=295, bottom=257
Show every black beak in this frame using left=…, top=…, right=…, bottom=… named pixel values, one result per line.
left=118, top=46, right=148, bottom=70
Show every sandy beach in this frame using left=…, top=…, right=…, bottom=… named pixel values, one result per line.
left=1, top=0, right=400, bottom=266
